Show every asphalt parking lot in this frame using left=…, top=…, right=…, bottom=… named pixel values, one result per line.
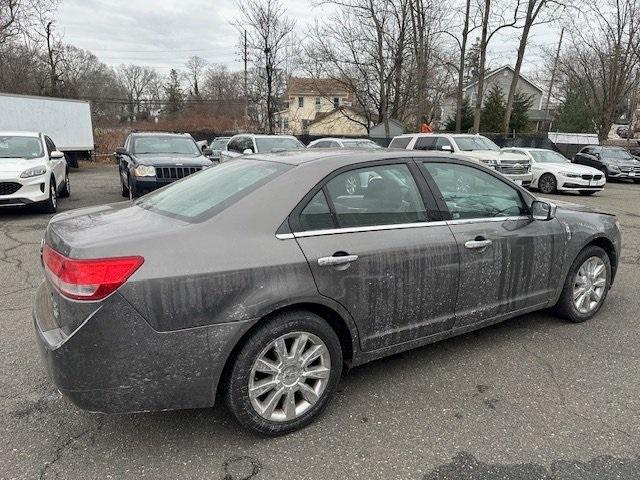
left=1, top=164, right=640, bottom=480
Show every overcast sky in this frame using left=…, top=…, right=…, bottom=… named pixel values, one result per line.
left=57, top=0, right=561, bottom=77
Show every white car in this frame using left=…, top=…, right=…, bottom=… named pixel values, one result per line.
left=389, top=133, right=533, bottom=186
left=220, top=134, right=305, bottom=162
left=502, top=147, right=606, bottom=196
left=307, top=138, right=382, bottom=149
left=0, top=131, right=69, bottom=212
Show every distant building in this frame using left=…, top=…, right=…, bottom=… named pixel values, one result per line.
left=276, top=77, right=368, bottom=136
left=441, top=65, right=550, bottom=131
left=370, top=119, right=405, bottom=139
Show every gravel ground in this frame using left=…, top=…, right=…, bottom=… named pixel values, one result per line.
left=1, top=164, right=639, bottom=480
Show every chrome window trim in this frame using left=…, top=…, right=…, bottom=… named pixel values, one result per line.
left=275, top=215, right=531, bottom=240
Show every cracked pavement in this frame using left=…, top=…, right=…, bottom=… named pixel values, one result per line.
left=1, top=164, right=639, bottom=479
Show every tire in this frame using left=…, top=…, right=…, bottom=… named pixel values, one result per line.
left=59, top=170, right=70, bottom=198
left=67, top=153, right=79, bottom=169
left=38, top=178, right=58, bottom=214
left=599, top=167, right=609, bottom=180
left=538, top=173, right=557, bottom=194
left=634, top=179, right=640, bottom=184
left=127, top=175, right=136, bottom=200
left=553, top=245, right=611, bottom=323
left=225, top=310, right=343, bottom=436
left=121, top=172, right=130, bottom=198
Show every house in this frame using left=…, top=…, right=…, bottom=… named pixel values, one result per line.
left=370, top=119, right=405, bottom=139
left=441, top=65, right=547, bottom=131
left=276, top=77, right=368, bottom=136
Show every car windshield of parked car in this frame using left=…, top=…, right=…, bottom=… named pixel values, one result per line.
left=530, top=150, right=569, bottom=164
left=132, top=136, right=201, bottom=156
left=602, top=148, right=634, bottom=160
left=210, top=139, right=229, bottom=150
left=255, top=137, right=305, bottom=152
left=136, top=159, right=289, bottom=220
left=340, top=140, right=382, bottom=149
left=0, top=136, right=43, bottom=159
left=454, top=137, right=500, bottom=152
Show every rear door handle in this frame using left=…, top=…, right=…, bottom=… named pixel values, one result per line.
left=465, top=239, right=492, bottom=249
left=318, top=254, right=359, bottom=267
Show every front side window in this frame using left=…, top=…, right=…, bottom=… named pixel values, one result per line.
left=137, top=159, right=289, bottom=220
left=132, top=136, right=200, bottom=156
left=389, top=137, right=411, bottom=149
left=0, top=136, right=44, bottom=159
left=323, top=164, right=428, bottom=228
left=435, top=137, right=453, bottom=150
left=422, top=163, right=528, bottom=220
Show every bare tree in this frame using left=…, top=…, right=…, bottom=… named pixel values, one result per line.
left=117, top=64, right=158, bottom=120
left=236, top=0, right=296, bottom=133
left=0, top=0, right=20, bottom=44
left=500, top=0, right=566, bottom=134
left=185, top=55, right=208, bottom=98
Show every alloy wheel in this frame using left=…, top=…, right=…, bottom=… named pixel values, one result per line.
left=50, top=183, right=57, bottom=208
left=248, top=331, right=331, bottom=422
left=539, top=174, right=556, bottom=194
left=573, top=256, right=607, bottom=314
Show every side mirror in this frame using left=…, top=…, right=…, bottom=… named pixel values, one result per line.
left=202, top=148, right=213, bottom=156
left=242, top=148, right=253, bottom=155
left=50, top=150, right=64, bottom=159
left=441, top=145, right=453, bottom=152
left=531, top=200, right=557, bottom=221
left=115, top=147, right=128, bottom=156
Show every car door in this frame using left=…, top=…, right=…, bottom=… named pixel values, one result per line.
left=290, top=160, right=460, bottom=351
left=44, top=136, right=64, bottom=189
left=420, top=160, right=565, bottom=328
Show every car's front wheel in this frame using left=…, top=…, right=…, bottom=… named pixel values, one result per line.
left=59, top=171, right=70, bottom=198
left=554, top=245, right=611, bottom=323
left=225, top=310, right=343, bottom=436
left=37, top=178, right=58, bottom=214
left=538, top=173, right=557, bottom=194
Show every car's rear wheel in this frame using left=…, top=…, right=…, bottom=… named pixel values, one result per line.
left=59, top=170, right=70, bottom=198
left=225, top=310, right=342, bottom=436
left=538, top=173, right=557, bottom=194
left=553, top=245, right=611, bottom=323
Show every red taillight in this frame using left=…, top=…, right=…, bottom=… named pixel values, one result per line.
left=42, top=245, right=144, bottom=301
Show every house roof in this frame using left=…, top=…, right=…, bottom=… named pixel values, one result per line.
left=464, top=65, right=544, bottom=94
left=287, top=77, right=351, bottom=97
left=308, top=107, right=365, bottom=126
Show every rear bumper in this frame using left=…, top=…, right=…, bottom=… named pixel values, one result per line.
left=33, top=282, right=257, bottom=413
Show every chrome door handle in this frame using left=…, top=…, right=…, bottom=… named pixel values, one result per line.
left=318, top=255, right=359, bottom=267
left=465, top=239, right=492, bottom=249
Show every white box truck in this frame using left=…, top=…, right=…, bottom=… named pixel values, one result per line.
left=0, top=92, right=94, bottom=167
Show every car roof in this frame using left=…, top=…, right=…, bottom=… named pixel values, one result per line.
left=129, top=132, right=191, bottom=137
left=0, top=131, right=41, bottom=137
left=251, top=149, right=460, bottom=166
left=393, top=133, right=482, bottom=138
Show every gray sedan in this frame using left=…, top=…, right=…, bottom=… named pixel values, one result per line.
left=33, top=150, right=621, bottom=435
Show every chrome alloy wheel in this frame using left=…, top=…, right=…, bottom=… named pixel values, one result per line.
left=573, top=256, right=607, bottom=314
left=248, top=332, right=331, bottom=422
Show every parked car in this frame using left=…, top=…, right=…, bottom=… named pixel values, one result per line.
left=0, top=131, right=70, bottom=212
left=389, top=133, right=533, bottom=186
left=615, top=125, right=631, bottom=139
left=220, top=134, right=305, bottom=162
left=114, top=132, right=213, bottom=199
left=573, top=145, right=640, bottom=182
left=35, top=149, right=621, bottom=435
left=307, top=138, right=382, bottom=149
left=502, top=147, right=605, bottom=195
left=209, top=136, right=231, bottom=161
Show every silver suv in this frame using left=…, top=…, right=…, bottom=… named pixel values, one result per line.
left=389, top=133, right=533, bottom=186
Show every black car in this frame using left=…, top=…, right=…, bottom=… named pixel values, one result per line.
left=115, top=132, right=213, bottom=198
left=573, top=145, right=640, bottom=182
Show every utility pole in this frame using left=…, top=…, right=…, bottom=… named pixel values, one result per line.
left=243, top=29, right=249, bottom=130
left=545, top=26, right=564, bottom=132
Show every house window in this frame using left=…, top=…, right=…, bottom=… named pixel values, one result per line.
left=283, top=100, right=289, bottom=109
left=298, top=96, right=304, bottom=108
left=283, top=118, right=289, bottom=130
left=333, top=97, right=340, bottom=109
left=302, top=120, right=310, bottom=131
left=315, top=97, right=321, bottom=110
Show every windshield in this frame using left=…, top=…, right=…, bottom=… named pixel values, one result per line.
left=341, top=140, right=382, bottom=149
left=255, top=137, right=305, bottom=152
left=0, top=136, right=44, bottom=159
left=602, top=148, right=634, bottom=160
left=454, top=137, right=500, bottom=152
left=210, top=139, right=229, bottom=150
left=132, top=136, right=201, bottom=155
left=136, top=159, right=290, bottom=220
left=530, top=150, right=569, bottom=164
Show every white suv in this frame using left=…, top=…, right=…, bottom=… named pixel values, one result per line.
left=389, top=133, right=533, bottom=186
left=220, top=134, right=305, bottom=162
left=0, top=132, right=69, bottom=213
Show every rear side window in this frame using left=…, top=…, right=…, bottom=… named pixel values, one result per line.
left=323, top=164, right=428, bottom=228
left=389, top=137, right=411, bottom=149
left=299, top=191, right=334, bottom=230
left=137, top=159, right=289, bottom=221
left=414, top=137, right=436, bottom=151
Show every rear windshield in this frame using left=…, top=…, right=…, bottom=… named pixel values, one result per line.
left=341, top=140, right=382, bottom=149
left=0, top=136, right=43, bottom=159
left=136, top=159, right=290, bottom=221
left=132, top=136, right=200, bottom=155
left=210, top=138, right=229, bottom=149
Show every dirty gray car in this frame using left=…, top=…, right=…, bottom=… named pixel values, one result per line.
left=33, top=150, right=621, bottom=435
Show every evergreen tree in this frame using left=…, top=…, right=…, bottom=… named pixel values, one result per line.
left=553, top=87, right=595, bottom=133
left=480, top=84, right=505, bottom=133
left=465, top=38, right=481, bottom=82
left=163, top=69, right=184, bottom=115
left=445, top=97, right=474, bottom=132
left=509, top=91, right=533, bottom=132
